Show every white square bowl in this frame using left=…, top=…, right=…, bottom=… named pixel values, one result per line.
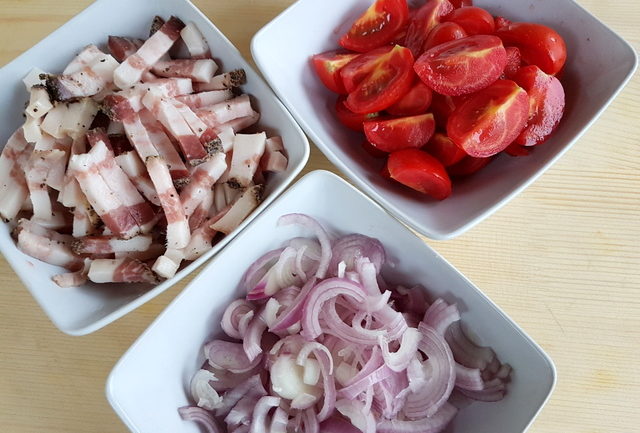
left=0, top=0, right=309, bottom=336
left=106, top=170, right=556, bottom=433
left=251, top=0, right=637, bottom=240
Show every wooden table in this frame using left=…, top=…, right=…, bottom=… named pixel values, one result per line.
left=0, top=1, right=638, bottom=432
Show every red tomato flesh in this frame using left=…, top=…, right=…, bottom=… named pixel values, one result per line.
left=339, top=0, right=409, bottom=53
left=423, top=132, right=467, bottom=167
left=414, top=35, right=507, bottom=96
left=496, top=22, right=567, bottom=75
left=447, top=79, right=529, bottom=157
left=423, top=22, right=468, bottom=51
left=513, top=65, right=566, bottom=146
left=386, top=148, right=452, bottom=199
left=404, top=0, right=455, bottom=56
left=345, top=45, right=415, bottom=114
left=431, top=92, right=458, bottom=128
left=364, top=113, right=436, bottom=152
left=311, top=50, right=360, bottom=94
left=447, top=155, right=493, bottom=177
left=335, top=96, right=381, bottom=131
left=494, top=16, right=512, bottom=32
left=386, top=80, right=433, bottom=116
left=444, top=6, right=495, bottom=36
left=341, top=46, right=394, bottom=93
left=450, top=0, right=473, bottom=8
left=503, top=46, right=522, bottom=79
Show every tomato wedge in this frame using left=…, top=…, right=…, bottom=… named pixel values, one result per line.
left=431, top=93, right=457, bottom=128
left=404, top=0, right=454, bottom=56
left=341, top=46, right=394, bottom=93
left=385, top=148, right=452, bottom=200
left=339, top=0, right=409, bottom=53
left=447, top=155, right=493, bottom=177
left=503, top=46, right=522, bottom=79
left=450, top=0, right=473, bottom=8
left=496, top=22, right=567, bottom=75
left=513, top=65, right=565, bottom=146
left=311, top=50, right=360, bottom=94
left=414, top=35, right=507, bottom=96
left=447, top=79, right=529, bottom=157
left=423, top=22, right=468, bottom=51
left=423, top=132, right=467, bottom=167
left=386, top=80, right=433, bottom=116
left=344, top=45, right=415, bottom=114
left=335, top=96, right=381, bottom=131
left=494, top=16, right=512, bottom=32
left=444, top=6, right=495, bottom=36
left=364, top=113, right=435, bottom=152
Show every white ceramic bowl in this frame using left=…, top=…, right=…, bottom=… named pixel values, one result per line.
left=106, top=170, right=555, bottom=433
left=0, top=0, right=309, bottom=336
left=251, top=0, right=637, bottom=240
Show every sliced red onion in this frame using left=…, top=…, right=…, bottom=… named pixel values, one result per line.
left=324, top=299, right=384, bottom=345
left=303, top=358, right=321, bottom=386
left=336, top=399, right=376, bottom=433
left=296, top=342, right=334, bottom=375
left=374, top=304, right=409, bottom=341
left=393, top=285, right=430, bottom=317
left=379, top=327, right=421, bottom=372
left=274, top=285, right=300, bottom=307
left=376, top=370, right=410, bottom=419
left=458, top=385, right=506, bottom=402
left=205, top=340, right=262, bottom=374
left=303, top=408, right=320, bottom=433
left=454, top=363, right=485, bottom=391
left=190, top=369, right=223, bottom=410
left=339, top=363, right=394, bottom=400
left=270, top=407, right=289, bottom=433
left=269, top=277, right=316, bottom=333
left=270, top=354, right=320, bottom=402
left=445, top=321, right=496, bottom=370
left=206, top=364, right=259, bottom=392
left=214, top=374, right=266, bottom=417
left=319, top=415, right=362, bottom=433
left=178, top=406, right=223, bottom=433
left=329, top=234, right=386, bottom=276
left=231, top=426, right=250, bottom=433
left=310, top=345, right=336, bottom=422
left=295, top=245, right=309, bottom=281
left=291, top=392, right=321, bottom=410
left=221, top=299, right=255, bottom=340
left=242, top=248, right=284, bottom=292
left=263, top=298, right=282, bottom=328
left=287, top=237, right=322, bottom=260
left=278, top=214, right=332, bottom=279
left=243, top=314, right=268, bottom=362
left=249, top=396, right=280, bottom=433
left=423, top=299, right=460, bottom=336
left=377, top=402, right=457, bottom=433
left=355, top=257, right=383, bottom=296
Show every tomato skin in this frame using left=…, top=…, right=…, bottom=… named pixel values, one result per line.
left=362, top=139, right=388, bottom=158
left=423, top=133, right=467, bottom=167
left=386, top=80, right=433, bottom=116
left=431, top=93, right=457, bottom=128
left=345, top=45, right=415, bottom=114
left=447, top=79, right=530, bottom=157
left=311, top=50, right=360, bottom=94
left=386, top=148, right=452, bottom=199
left=423, top=22, right=468, bottom=51
left=341, top=46, right=394, bottom=93
left=339, top=0, right=409, bottom=53
left=404, top=0, right=455, bottom=56
left=496, top=22, right=567, bottom=75
left=444, top=7, right=495, bottom=36
left=414, top=35, right=507, bottom=96
left=335, top=96, right=381, bottom=132
left=493, top=16, right=512, bottom=32
left=450, top=0, right=473, bottom=8
left=512, top=65, right=566, bottom=146
left=503, top=46, right=522, bottom=79
left=364, top=113, right=436, bottom=152
left=447, top=155, right=493, bottom=177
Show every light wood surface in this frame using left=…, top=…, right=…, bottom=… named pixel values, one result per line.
left=0, top=1, right=638, bottom=432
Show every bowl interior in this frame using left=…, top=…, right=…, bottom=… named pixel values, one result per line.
left=107, top=170, right=555, bottom=433
left=251, top=0, right=637, bottom=239
left=0, top=0, right=309, bottom=335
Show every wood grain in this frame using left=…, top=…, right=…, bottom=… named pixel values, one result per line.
left=0, top=1, right=638, bottom=432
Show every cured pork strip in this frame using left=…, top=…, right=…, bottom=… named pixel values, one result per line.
left=193, top=69, right=246, bottom=92
left=0, top=129, right=34, bottom=221
left=180, top=22, right=211, bottom=59
left=227, top=133, right=267, bottom=189
left=210, top=185, right=263, bottom=235
left=180, top=152, right=226, bottom=218
left=196, top=95, right=254, bottom=129
left=108, top=36, right=144, bottom=62
left=88, top=258, right=158, bottom=283
left=15, top=219, right=83, bottom=270
left=47, top=52, right=119, bottom=101
left=152, top=59, right=218, bottom=83
left=260, top=136, right=288, bottom=173
left=52, top=258, right=92, bottom=288
left=115, top=151, right=161, bottom=206
left=72, top=234, right=153, bottom=255
left=174, top=89, right=233, bottom=110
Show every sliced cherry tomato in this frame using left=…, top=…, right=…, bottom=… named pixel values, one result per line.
left=423, top=22, right=468, bottom=51
left=447, top=155, right=493, bottom=177
left=447, top=79, right=529, bottom=157
left=385, top=148, right=452, bottom=200
left=503, top=46, right=522, bottom=79
left=494, top=16, right=512, bottom=31
left=362, top=139, right=388, bottom=158
left=414, top=35, right=507, bottom=96
left=404, top=0, right=454, bottom=56
left=341, top=46, right=394, bottom=93
left=431, top=93, right=457, bottom=128
left=364, top=113, right=436, bottom=152
left=423, top=132, right=467, bottom=167
left=311, top=50, right=360, bottom=94
left=386, top=80, right=433, bottom=116
left=339, top=0, right=409, bottom=52
left=496, top=22, right=567, bottom=75
left=513, top=65, right=565, bottom=146
left=504, top=143, right=530, bottom=156
left=444, top=6, right=495, bottom=36
left=344, top=45, right=415, bottom=114
left=335, top=96, right=381, bottom=131
left=450, top=0, right=473, bottom=8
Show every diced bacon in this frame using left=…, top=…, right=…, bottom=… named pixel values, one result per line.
left=213, top=182, right=227, bottom=215
left=46, top=138, right=71, bottom=192
left=181, top=22, right=212, bottom=59
left=32, top=205, right=72, bottom=230
left=170, top=100, right=222, bottom=153
left=47, top=54, right=119, bottom=101
left=180, top=152, right=226, bottom=218
left=72, top=234, right=152, bottom=255
left=150, top=16, right=166, bottom=36
left=103, top=94, right=138, bottom=122
left=140, top=77, right=194, bottom=97
left=40, top=103, right=68, bottom=139
left=146, top=156, right=190, bottom=249
left=115, top=243, right=164, bottom=261
left=152, top=59, right=218, bottom=83
left=23, top=67, right=47, bottom=89
left=63, top=45, right=104, bottom=75
left=223, top=182, right=241, bottom=204
left=16, top=222, right=82, bottom=270
left=122, top=112, right=161, bottom=160
left=152, top=248, right=184, bottom=279
left=107, top=121, right=125, bottom=135
left=188, top=187, right=214, bottom=231
left=109, top=134, right=134, bottom=155
left=210, top=185, right=263, bottom=235
left=23, top=114, right=43, bottom=143
left=92, top=82, right=119, bottom=103
left=194, top=69, right=247, bottom=92
left=60, top=98, right=100, bottom=139
left=217, top=127, right=235, bottom=153
left=115, top=151, right=161, bottom=206
left=175, top=89, right=233, bottom=110
left=214, top=111, right=260, bottom=135
left=142, top=89, right=208, bottom=165
left=26, top=85, right=53, bottom=119
left=183, top=205, right=229, bottom=261
left=108, top=36, right=144, bottom=62
left=260, top=136, right=288, bottom=173
left=0, top=129, right=34, bottom=221
left=86, top=127, right=112, bottom=150
left=72, top=201, right=99, bottom=237
left=138, top=109, right=190, bottom=182
left=25, top=149, right=67, bottom=220
left=196, top=94, right=254, bottom=129
left=52, top=258, right=92, bottom=288
left=227, top=133, right=266, bottom=189
left=88, top=258, right=158, bottom=283
left=15, top=218, right=71, bottom=242
left=58, top=136, right=87, bottom=207
left=113, top=16, right=186, bottom=89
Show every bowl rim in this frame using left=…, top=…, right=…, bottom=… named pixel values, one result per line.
left=249, top=0, right=638, bottom=241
